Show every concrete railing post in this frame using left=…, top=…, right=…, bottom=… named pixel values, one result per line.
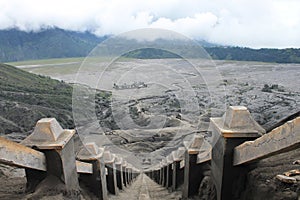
left=134, top=167, right=139, bottom=180
left=122, top=161, right=127, bottom=187
left=166, top=154, right=174, bottom=190
left=132, top=167, right=139, bottom=180
left=131, top=166, right=136, bottom=182
left=126, top=165, right=130, bottom=185
left=148, top=169, right=152, bottom=180
left=127, top=164, right=132, bottom=184
left=172, top=147, right=185, bottom=191
left=152, top=168, right=157, bottom=183
left=77, top=143, right=108, bottom=200
left=155, top=168, right=160, bottom=184
left=130, top=167, right=133, bottom=183
left=125, top=164, right=130, bottom=185
left=210, top=106, right=265, bottom=200
left=182, top=135, right=208, bottom=199
left=148, top=170, right=152, bottom=180
left=152, top=167, right=156, bottom=183
left=159, top=163, right=164, bottom=185
left=162, top=159, right=168, bottom=187
left=22, top=118, right=79, bottom=193
left=115, top=155, right=124, bottom=190
left=104, top=151, right=119, bottom=195
left=171, top=160, right=180, bottom=191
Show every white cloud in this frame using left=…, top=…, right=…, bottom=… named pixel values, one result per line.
left=0, top=0, right=300, bottom=48
left=149, top=12, right=218, bottom=40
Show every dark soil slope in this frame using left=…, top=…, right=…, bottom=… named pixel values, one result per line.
left=0, top=63, right=73, bottom=140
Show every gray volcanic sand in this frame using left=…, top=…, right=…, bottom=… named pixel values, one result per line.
left=71, top=59, right=299, bottom=168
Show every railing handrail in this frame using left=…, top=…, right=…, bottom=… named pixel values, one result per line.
left=233, top=116, right=300, bottom=166
left=0, top=136, right=94, bottom=174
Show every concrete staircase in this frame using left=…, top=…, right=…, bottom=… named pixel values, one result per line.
left=109, top=174, right=181, bottom=200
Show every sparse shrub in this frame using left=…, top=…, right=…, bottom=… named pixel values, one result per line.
left=270, top=84, right=278, bottom=89
left=262, top=84, right=272, bottom=92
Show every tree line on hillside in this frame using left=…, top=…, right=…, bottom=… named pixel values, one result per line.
left=206, top=47, right=300, bottom=63
left=123, top=47, right=300, bottom=63
left=1, top=28, right=300, bottom=63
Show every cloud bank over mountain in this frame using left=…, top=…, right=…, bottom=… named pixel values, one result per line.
left=1, top=0, right=300, bottom=48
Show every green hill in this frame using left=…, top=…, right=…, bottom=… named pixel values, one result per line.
left=1, top=28, right=300, bottom=63
left=0, top=28, right=106, bottom=62
left=0, top=63, right=73, bottom=138
left=123, top=47, right=300, bottom=63
left=206, top=47, right=300, bottom=63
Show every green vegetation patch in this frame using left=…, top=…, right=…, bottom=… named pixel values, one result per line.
left=0, top=63, right=73, bottom=135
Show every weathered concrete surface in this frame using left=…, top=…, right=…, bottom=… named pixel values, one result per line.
left=109, top=174, right=181, bottom=200
left=0, top=137, right=47, bottom=192
left=75, top=160, right=93, bottom=174
left=234, top=117, right=300, bottom=166
left=171, top=160, right=184, bottom=191
left=183, top=135, right=212, bottom=164
left=166, top=164, right=173, bottom=189
left=165, top=154, right=173, bottom=189
left=182, top=153, right=204, bottom=199
left=137, top=175, right=151, bottom=200
left=159, top=166, right=163, bottom=185
left=122, top=163, right=127, bottom=187
left=180, top=159, right=185, bottom=169
left=126, top=167, right=131, bottom=185
left=172, top=147, right=185, bottom=162
left=29, top=118, right=64, bottom=142
left=79, top=159, right=108, bottom=200
left=0, top=136, right=46, bottom=171
left=210, top=106, right=265, bottom=200
left=171, top=147, right=186, bottom=177
left=104, top=151, right=119, bottom=195
left=162, top=165, right=168, bottom=187
left=77, top=142, right=104, bottom=160
left=77, top=142, right=108, bottom=200
left=21, top=118, right=76, bottom=150
left=103, top=151, right=115, bottom=164
left=115, top=156, right=124, bottom=190
left=222, top=106, right=266, bottom=134
left=20, top=118, right=80, bottom=192
left=185, top=135, right=204, bottom=154
left=196, top=141, right=212, bottom=164
left=210, top=106, right=265, bottom=138
left=182, top=135, right=211, bottom=199
left=52, top=138, right=80, bottom=190
left=0, top=136, right=99, bottom=175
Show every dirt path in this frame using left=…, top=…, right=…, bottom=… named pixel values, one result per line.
left=109, top=174, right=181, bottom=200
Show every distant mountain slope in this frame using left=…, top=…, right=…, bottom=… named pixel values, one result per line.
left=0, top=28, right=106, bottom=62
left=0, top=63, right=73, bottom=139
left=123, top=47, right=300, bottom=63
left=206, top=47, right=300, bottom=63
left=1, top=28, right=300, bottom=63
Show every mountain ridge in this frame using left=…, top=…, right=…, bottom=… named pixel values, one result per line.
left=1, top=28, right=300, bottom=63
left=0, top=28, right=106, bottom=62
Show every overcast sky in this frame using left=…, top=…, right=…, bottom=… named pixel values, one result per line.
left=0, top=0, right=299, bottom=48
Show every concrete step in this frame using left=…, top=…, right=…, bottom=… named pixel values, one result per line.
left=109, top=174, right=181, bottom=200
